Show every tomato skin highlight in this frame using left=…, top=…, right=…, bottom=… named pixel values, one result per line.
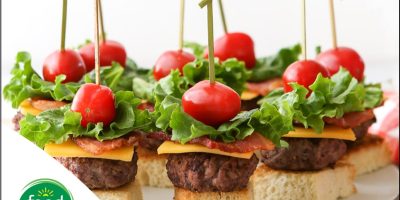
left=79, top=40, right=127, bottom=72
left=153, top=50, right=196, bottom=81
left=283, top=60, right=329, bottom=93
left=71, top=83, right=116, bottom=128
left=182, top=80, right=241, bottom=127
left=43, top=49, right=86, bottom=83
left=316, top=47, right=364, bottom=81
left=205, top=32, right=256, bottom=69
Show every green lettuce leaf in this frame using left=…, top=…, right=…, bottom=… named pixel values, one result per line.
left=183, top=58, right=251, bottom=94
left=3, top=52, right=81, bottom=108
left=258, top=68, right=383, bottom=133
left=155, top=94, right=291, bottom=146
left=3, top=51, right=150, bottom=108
left=83, top=58, right=152, bottom=92
left=184, top=41, right=206, bottom=58
left=249, top=44, right=301, bottom=82
left=19, top=91, right=152, bottom=148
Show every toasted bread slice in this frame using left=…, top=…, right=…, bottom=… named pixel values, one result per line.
left=136, top=147, right=173, bottom=188
left=339, top=134, right=392, bottom=176
left=174, top=187, right=252, bottom=200
left=93, top=180, right=142, bottom=200
left=250, top=163, right=356, bottom=200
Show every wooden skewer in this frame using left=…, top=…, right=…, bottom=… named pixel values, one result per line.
left=94, top=0, right=101, bottom=85
left=329, top=0, right=338, bottom=49
left=98, top=0, right=106, bottom=42
left=179, top=0, right=185, bottom=50
left=218, top=0, right=228, bottom=34
left=60, top=0, right=67, bottom=51
left=199, top=0, right=216, bottom=84
left=301, top=0, right=307, bottom=60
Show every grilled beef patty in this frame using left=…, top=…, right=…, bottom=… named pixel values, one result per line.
left=261, top=138, right=347, bottom=171
left=55, top=151, right=138, bottom=189
left=167, top=153, right=259, bottom=192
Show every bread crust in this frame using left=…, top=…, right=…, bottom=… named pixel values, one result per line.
left=174, top=187, right=252, bottom=200
left=339, top=134, right=392, bottom=176
left=250, top=163, right=356, bottom=200
left=136, top=146, right=173, bottom=188
left=93, top=181, right=142, bottom=200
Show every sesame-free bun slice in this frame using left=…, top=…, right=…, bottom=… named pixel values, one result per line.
left=136, top=147, right=173, bottom=188
left=339, top=134, right=392, bottom=176
left=174, top=187, right=252, bottom=200
left=250, top=163, right=356, bottom=200
left=93, top=180, right=142, bottom=200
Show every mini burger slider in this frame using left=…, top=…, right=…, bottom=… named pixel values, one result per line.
left=154, top=79, right=291, bottom=199
left=19, top=83, right=152, bottom=199
left=252, top=59, right=384, bottom=200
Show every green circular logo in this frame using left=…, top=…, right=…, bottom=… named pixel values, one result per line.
left=20, top=178, right=73, bottom=200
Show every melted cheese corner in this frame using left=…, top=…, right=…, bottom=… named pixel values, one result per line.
left=241, top=90, right=260, bottom=101
left=157, top=141, right=254, bottom=159
left=284, top=126, right=356, bottom=141
left=44, top=140, right=134, bottom=162
left=20, top=99, right=43, bottom=116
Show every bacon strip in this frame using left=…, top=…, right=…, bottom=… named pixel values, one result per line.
left=149, top=132, right=275, bottom=153
left=73, top=132, right=141, bottom=155
left=324, top=109, right=376, bottom=129
left=246, top=78, right=283, bottom=96
left=188, top=133, right=275, bottom=153
left=138, top=102, right=154, bottom=112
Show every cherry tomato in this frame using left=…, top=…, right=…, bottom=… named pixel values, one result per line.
left=43, top=49, right=86, bottom=83
left=204, top=32, right=256, bottom=69
left=316, top=47, right=364, bottom=81
left=71, top=83, right=116, bottom=128
left=283, top=60, right=329, bottom=93
left=182, top=80, right=241, bottom=126
left=79, top=40, right=127, bottom=72
left=153, top=50, right=195, bottom=81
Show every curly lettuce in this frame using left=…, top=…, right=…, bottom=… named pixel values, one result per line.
left=152, top=70, right=289, bottom=146
left=19, top=91, right=152, bottom=148
left=249, top=44, right=301, bottom=82
left=258, top=68, right=383, bottom=133
left=3, top=51, right=150, bottom=108
left=3, top=52, right=81, bottom=108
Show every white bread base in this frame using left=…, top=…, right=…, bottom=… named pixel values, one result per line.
left=339, top=134, right=392, bottom=176
left=174, top=187, right=252, bottom=200
left=93, top=180, right=142, bottom=200
left=250, top=163, right=356, bottom=200
left=136, top=147, right=173, bottom=188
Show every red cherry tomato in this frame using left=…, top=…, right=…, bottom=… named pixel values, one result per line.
left=153, top=50, right=195, bottom=81
left=182, top=80, right=241, bottom=126
left=283, top=60, right=329, bottom=93
left=79, top=40, right=127, bottom=72
left=71, top=83, right=116, bottom=127
left=43, top=49, right=86, bottom=83
left=316, top=47, right=364, bottom=81
left=204, top=32, right=256, bottom=69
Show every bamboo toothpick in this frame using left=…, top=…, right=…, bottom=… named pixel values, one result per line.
left=179, top=0, right=185, bottom=50
left=301, top=0, right=307, bottom=60
left=60, top=0, right=67, bottom=51
left=94, top=0, right=101, bottom=85
left=98, top=0, right=106, bottom=42
left=218, top=0, right=228, bottom=34
left=329, top=0, right=338, bottom=49
left=199, top=0, right=216, bottom=84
